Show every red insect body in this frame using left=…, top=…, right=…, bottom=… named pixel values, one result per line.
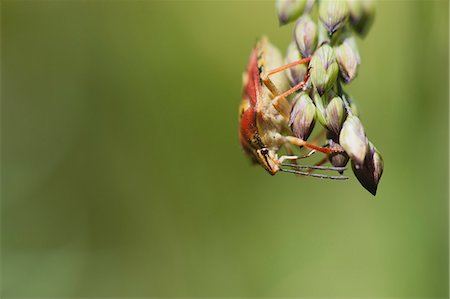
left=238, top=39, right=289, bottom=174
left=239, top=49, right=259, bottom=158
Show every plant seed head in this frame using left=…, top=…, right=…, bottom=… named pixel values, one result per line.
left=309, top=44, right=339, bottom=96
left=294, top=15, right=318, bottom=57
left=371, top=144, right=383, bottom=180
left=276, top=0, right=308, bottom=26
left=335, top=37, right=360, bottom=83
left=285, top=42, right=307, bottom=86
left=326, top=96, right=346, bottom=136
left=317, top=21, right=330, bottom=46
left=347, top=0, right=375, bottom=36
left=312, top=90, right=327, bottom=126
left=319, top=0, right=350, bottom=35
left=289, top=92, right=316, bottom=140
left=339, top=114, right=368, bottom=165
left=328, top=138, right=349, bottom=170
left=305, top=0, right=316, bottom=13
left=351, top=141, right=384, bottom=195
left=347, top=0, right=363, bottom=24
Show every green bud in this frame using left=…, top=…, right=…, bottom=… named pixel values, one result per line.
left=328, top=139, right=349, bottom=171
left=305, top=0, right=316, bottom=13
left=285, top=42, right=307, bottom=86
left=312, top=91, right=327, bottom=126
left=289, top=93, right=316, bottom=140
left=339, top=114, right=368, bottom=165
left=347, top=0, right=375, bottom=36
left=335, top=37, right=360, bottom=83
left=347, top=0, right=363, bottom=24
left=352, top=141, right=384, bottom=195
left=317, top=21, right=330, bottom=46
left=309, top=44, right=339, bottom=96
left=325, top=96, right=346, bottom=136
left=319, top=0, right=349, bottom=35
left=276, top=0, right=307, bottom=26
left=294, top=16, right=318, bottom=57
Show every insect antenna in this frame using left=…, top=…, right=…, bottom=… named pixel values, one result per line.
left=281, top=163, right=346, bottom=172
left=280, top=168, right=348, bottom=180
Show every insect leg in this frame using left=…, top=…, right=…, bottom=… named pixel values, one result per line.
left=272, top=96, right=292, bottom=120
left=261, top=77, right=291, bottom=119
left=262, top=57, right=312, bottom=80
left=281, top=162, right=346, bottom=172
left=272, top=71, right=310, bottom=102
left=262, top=56, right=311, bottom=107
left=279, top=156, right=347, bottom=178
left=280, top=168, right=348, bottom=180
left=262, top=72, right=311, bottom=122
left=278, top=155, right=299, bottom=164
left=261, top=57, right=312, bottom=119
left=306, top=156, right=343, bottom=174
left=285, top=136, right=341, bottom=154
left=281, top=143, right=300, bottom=166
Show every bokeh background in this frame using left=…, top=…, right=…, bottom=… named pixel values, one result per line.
left=2, top=0, right=449, bottom=297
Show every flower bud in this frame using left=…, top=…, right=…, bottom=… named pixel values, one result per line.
left=347, top=0, right=375, bottom=36
left=289, top=92, right=316, bottom=140
left=319, top=0, right=349, bottom=35
left=276, top=0, right=307, bottom=26
left=347, top=0, right=363, bottom=24
left=285, top=42, right=307, bottom=86
left=325, top=96, right=346, bottom=136
left=328, top=139, right=349, bottom=171
left=305, top=0, right=316, bottom=13
left=294, top=16, right=318, bottom=57
left=312, top=91, right=327, bottom=126
left=335, top=37, right=360, bottom=83
left=352, top=142, right=384, bottom=195
left=317, top=21, right=330, bottom=46
left=339, top=114, right=368, bottom=165
left=309, top=44, right=339, bottom=96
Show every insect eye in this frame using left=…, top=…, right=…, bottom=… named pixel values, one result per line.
left=261, top=148, right=269, bottom=155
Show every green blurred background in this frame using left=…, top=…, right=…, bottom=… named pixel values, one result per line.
left=1, top=0, right=449, bottom=297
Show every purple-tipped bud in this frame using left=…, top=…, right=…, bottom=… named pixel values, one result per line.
left=339, top=114, right=368, bottom=165
left=289, top=93, right=316, bottom=140
left=294, top=16, right=318, bottom=57
left=285, top=42, right=307, bottom=86
left=335, top=37, right=360, bottom=83
left=347, top=0, right=375, bottom=36
left=276, top=0, right=307, bottom=26
left=319, top=0, right=349, bottom=35
left=309, top=44, right=339, bottom=96
left=325, top=96, right=346, bottom=136
left=328, top=139, right=349, bottom=172
left=352, top=142, right=384, bottom=195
